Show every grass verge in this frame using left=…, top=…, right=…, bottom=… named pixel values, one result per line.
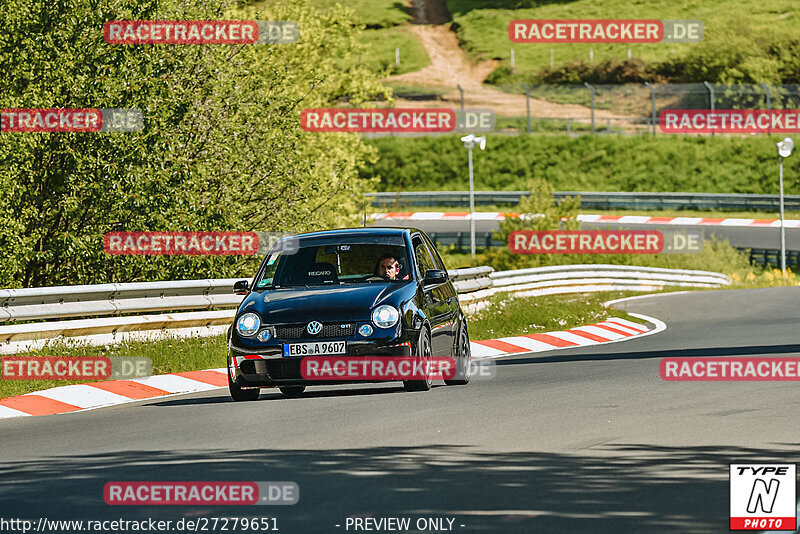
left=358, top=27, right=430, bottom=76
left=0, top=334, right=227, bottom=400
left=466, top=290, right=650, bottom=341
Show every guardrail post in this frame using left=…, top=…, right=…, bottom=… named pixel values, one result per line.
left=703, top=81, right=715, bottom=136
left=457, top=84, right=465, bottom=115
left=761, top=82, right=771, bottom=135
left=584, top=82, right=595, bottom=134
left=644, top=82, right=656, bottom=136
left=521, top=83, right=531, bottom=133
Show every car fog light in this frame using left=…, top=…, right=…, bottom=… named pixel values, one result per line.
left=257, top=329, right=272, bottom=342
left=358, top=324, right=373, bottom=337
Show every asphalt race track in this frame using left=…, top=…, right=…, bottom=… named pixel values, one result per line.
left=372, top=218, right=800, bottom=250
left=2, top=288, right=799, bottom=533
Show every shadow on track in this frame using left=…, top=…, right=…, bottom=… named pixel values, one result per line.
left=148, top=384, right=426, bottom=407
left=1, top=443, right=797, bottom=533
left=495, top=343, right=800, bottom=367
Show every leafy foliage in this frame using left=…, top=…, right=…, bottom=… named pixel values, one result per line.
left=0, top=0, right=385, bottom=287
left=364, top=134, right=800, bottom=196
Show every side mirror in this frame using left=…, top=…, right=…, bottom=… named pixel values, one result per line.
left=233, top=280, right=250, bottom=295
left=423, top=269, right=447, bottom=285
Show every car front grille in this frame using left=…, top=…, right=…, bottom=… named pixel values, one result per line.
left=275, top=322, right=356, bottom=339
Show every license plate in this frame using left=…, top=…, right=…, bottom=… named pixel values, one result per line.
left=284, top=341, right=346, bottom=357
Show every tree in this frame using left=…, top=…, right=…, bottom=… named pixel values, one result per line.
left=0, top=0, right=384, bottom=287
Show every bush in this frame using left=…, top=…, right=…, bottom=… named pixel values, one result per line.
left=0, top=0, right=384, bottom=287
left=364, top=135, right=800, bottom=195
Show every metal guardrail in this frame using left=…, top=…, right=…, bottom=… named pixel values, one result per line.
left=368, top=191, right=800, bottom=211
left=0, top=279, right=244, bottom=323
left=426, top=231, right=800, bottom=270
left=0, top=265, right=729, bottom=354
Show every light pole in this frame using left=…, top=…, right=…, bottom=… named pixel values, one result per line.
left=777, top=137, right=794, bottom=276
left=460, top=134, right=486, bottom=256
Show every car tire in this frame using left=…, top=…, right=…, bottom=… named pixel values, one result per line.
left=279, top=386, right=306, bottom=397
left=228, top=370, right=260, bottom=402
left=404, top=328, right=432, bottom=392
left=445, top=323, right=471, bottom=386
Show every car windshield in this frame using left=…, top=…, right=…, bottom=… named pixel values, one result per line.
left=254, top=235, right=412, bottom=288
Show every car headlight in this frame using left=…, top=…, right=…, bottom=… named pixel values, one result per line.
left=236, top=312, right=261, bottom=337
left=372, top=305, right=399, bottom=329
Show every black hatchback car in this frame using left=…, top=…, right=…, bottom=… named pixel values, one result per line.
left=226, top=227, right=471, bottom=400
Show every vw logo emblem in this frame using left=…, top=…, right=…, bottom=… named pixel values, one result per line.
left=307, top=321, right=322, bottom=335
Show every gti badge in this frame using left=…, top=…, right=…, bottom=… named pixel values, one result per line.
left=307, top=321, right=322, bottom=335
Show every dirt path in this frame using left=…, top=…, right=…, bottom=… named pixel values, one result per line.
left=384, top=0, right=623, bottom=120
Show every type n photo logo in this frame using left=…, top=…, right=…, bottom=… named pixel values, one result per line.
left=730, top=464, right=796, bottom=531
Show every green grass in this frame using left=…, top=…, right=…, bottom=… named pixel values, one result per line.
left=384, top=83, right=446, bottom=99
left=364, top=134, right=800, bottom=195
left=306, top=0, right=411, bottom=28
left=467, top=290, right=649, bottom=340
left=357, top=27, right=430, bottom=76
left=445, top=0, right=800, bottom=82
left=0, top=334, right=227, bottom=399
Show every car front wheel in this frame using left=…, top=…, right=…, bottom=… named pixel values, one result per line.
left=228, top=369, right=260, bottom=401
left=404, top=328, right=432, bottom=392
left=445, top=323, right=471, bottom=386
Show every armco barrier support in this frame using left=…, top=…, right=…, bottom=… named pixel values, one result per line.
left=0, top=265, right=728, bottom=354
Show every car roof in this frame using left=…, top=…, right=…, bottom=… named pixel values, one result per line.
left=292, top=227, right=423, bottom=239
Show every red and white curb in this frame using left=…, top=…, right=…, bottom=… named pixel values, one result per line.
left=373, top=212, right=800, bottom=228
left=470, top=315, right=663, bottom=359
left=0, top=315, right=662, bottom=419
left=0, top=369, right=228, bottom=420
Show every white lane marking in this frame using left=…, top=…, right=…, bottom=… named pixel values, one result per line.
left=603, top=291, right=692, bottom=308
left=617, top=215, right=652, bottom=224
left=129, top=374, right=219, bottom=393
left=469, top=343, right=507, bottom=358
left=409, top=212, right=445, bottom=220
left=597, top=321, right=642, bottom=335
left=27, top=384, right=130, bottom=408
left=719, top=218, right=755, bottom=226
left=0, top=405, right=31, bottom=419
left=605, top=317, right=648, bottom=332
left=666, top=217, right=703, bottom=225
left=494, top=336, right=559, bottom=352
left=572, top=325, right=623, bottom=340
left=546, top=331, right=601, bottom=345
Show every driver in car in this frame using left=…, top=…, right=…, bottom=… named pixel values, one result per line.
left=375, top=253, right=399, bottom=280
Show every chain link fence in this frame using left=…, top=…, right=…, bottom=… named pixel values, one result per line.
left=472, top=83, right=800, bottom=136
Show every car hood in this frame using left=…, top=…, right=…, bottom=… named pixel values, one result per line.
left=240, top=283, right=413, bottom=324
